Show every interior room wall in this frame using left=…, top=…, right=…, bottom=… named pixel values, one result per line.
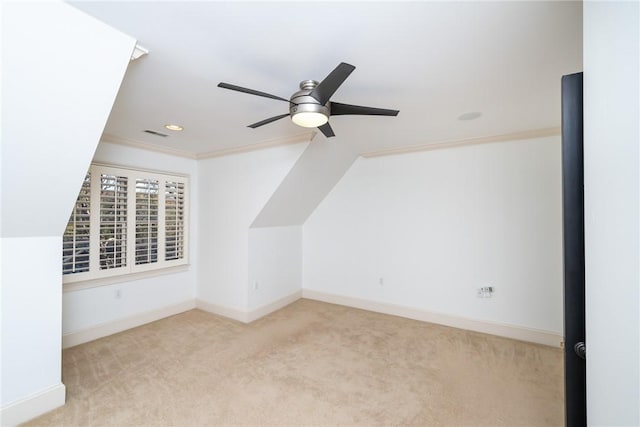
left=252, top=139, right=358, bottom=227
left=1, top=238, right=63, bottom=410
left=248, top=226, right=302, bottom=311
left=0, top=2, right=134, bottom=424
left=1, top=5, right=133, bottom=240
left=197, top=143, right=308, bottom=315
left=61, top=142, right=199, bottom=337
left=303, top=136, right=563, bottom=339
left=583, top=1, right=639, bottom=424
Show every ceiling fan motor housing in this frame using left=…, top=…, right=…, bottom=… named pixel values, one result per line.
left=289, top=80, right=330, bottom=120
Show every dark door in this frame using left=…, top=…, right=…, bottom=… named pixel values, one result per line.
left=561, top=72, right=586, bottom=426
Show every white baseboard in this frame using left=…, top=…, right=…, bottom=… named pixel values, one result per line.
left=246, top=290, right=302, bottom=323
left=60, top=290, right=561, bottom=348
left=195, top=300, right=248, bottom=322
left=302, top=289, right=563, bottom=347
left=62, top=299, right=196, bottom=349
left=196, top=290, right=302, bottom=323
left=0, top=383, right=66, bottom=427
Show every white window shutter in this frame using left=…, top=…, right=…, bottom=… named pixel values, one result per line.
left=135, top=178, right=159, bottom=265
left=99, top=174, right=128, bottom=270
left=62, top=173, right=91, bottom=274
left=62, top=164, right=189, bottom=285
left=165, top=181, right=185, bottom=261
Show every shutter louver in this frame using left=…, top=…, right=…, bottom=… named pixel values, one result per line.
left=100, top=174, right=128, bottom=270
left=63, top=173, right=91, bottom=274
left=62, top=165, right=188, bottom=285
left=165, top=181, right=185, bottom=261
left=135, top=178, right=159, bottom=265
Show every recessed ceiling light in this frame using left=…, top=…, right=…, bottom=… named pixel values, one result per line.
left=164, top=124, right=184, bottom=131
left=458, top=112, right=482, bottom=121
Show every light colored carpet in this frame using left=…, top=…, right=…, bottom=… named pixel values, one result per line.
left=25, top=299, right=564, bottom=426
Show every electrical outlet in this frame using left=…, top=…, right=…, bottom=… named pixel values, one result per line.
left=115, top=289, right=122, bottom=299
left=379, top=277, right=384, bottom=286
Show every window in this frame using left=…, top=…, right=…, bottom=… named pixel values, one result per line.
left=100, top=173, right=128, bottom=270
left=63, top=164, right=189, bottom=284
left=135, top=178, right=159, bottom=265
left=165, top=181, right=186, bottom=261
left=63, top=173, right=91, bottom=275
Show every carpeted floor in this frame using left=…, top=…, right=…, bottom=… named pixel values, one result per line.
left=25, top=299, right=564, bottom=426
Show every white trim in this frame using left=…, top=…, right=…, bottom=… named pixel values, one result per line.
left=62, top=299, right=196, bottom=349
left=0, top=383, right=66, bottom=427
left=246, top=290, right=302, bottom=323
left=61, top=288, right=561, bottom=349
left=196, top=300, right=248, bottom=323
left=360, top=127, right=561, bottom=158
left=91, top=161, right=189, bottom=180
left=302, top=289, right=563, bottom=347
left=196, top=290, right=303, bottom=323
left=101, top=133, right=197, bottom=159
left=130, top=44, right=148, bottom=61
left=63, top=264, right=191, bottom=292
left=100, top=132, right=315, bottom=160
left=195, top=132, right=315, bottom=159
left=103, top=128, right=560, bottom=161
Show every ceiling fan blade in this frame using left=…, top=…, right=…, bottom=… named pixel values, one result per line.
left=248, top=113, right=290, bottom=128
left=218, top=82, right=290, bottom=103
left=309, top=62, right=356, bottom=105
left=330, top=102, right=399, bottom=116
left=318, top=122, right=335, bottom=138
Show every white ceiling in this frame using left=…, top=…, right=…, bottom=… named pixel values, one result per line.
left=71, top=1, right=582, bottom=157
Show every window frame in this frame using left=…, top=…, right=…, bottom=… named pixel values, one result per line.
left=63, top=163, right=189, bottom=288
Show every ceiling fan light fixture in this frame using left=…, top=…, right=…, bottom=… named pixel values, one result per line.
left=291, top=111, right=328, bottom=128
left=290, top=97, right=330, bottom=129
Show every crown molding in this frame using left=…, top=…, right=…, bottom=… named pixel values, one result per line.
left=360, top=127, right=561, bottom=158
left=102, top=127, right=559, bottom=162
left=100, top=131, right=316, bottom=160
left=195, top=131, right=316, bottom=160
left=100, top=133, right=198, bottom=159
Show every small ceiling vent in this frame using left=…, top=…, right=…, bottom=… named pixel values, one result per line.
left=143, top=129, right=168, bottom=137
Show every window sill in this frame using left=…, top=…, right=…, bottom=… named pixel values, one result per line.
left=63, top=264, right=191, bottom=293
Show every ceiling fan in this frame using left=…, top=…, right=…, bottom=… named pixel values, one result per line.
left=218, top=62, right=399, bottom=138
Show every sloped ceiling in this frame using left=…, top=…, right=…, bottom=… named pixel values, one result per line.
left=71, top=1, right=582, bottom=157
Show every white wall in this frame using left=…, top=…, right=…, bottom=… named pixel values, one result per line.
left=62, top=142, right=198, bottom=335
left=197, top=143, right=307, bottom=311
left=1, top=3, right=134, bottom=239
left=252, top=138, right=358, bottom=227
left=0, top=2, right=134, bottom=424
left=583, top=2, right=639, bottom=425
left=1, top=238, right=63, bottom=404
left=248, top=226, right=302, bottom=310
left=304, top=136, right=563, bottom=335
